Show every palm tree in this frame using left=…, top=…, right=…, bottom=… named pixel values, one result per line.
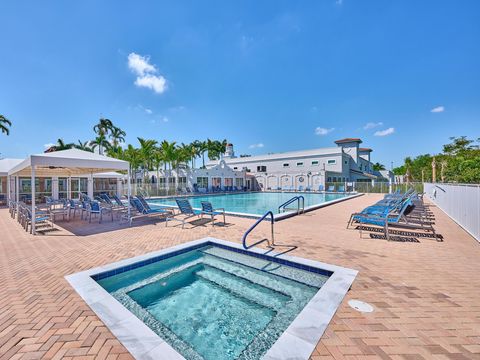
left=152, top=148, right=164, bottom=193
left=137, top=138, right=158, bottom=181
left=0, top=114, right=12, bottom=135
left=123, top=144, right=141, bottom=181
left=45, top=138, right=75, bottom=152
left=90, top=134, right=111, bottom=154
left=93, top=118, right=114, bottom=154
left=198, top=140, right=208, bottom=168
left=110, top=126, right=126, bottom=148
left=372, top=162, right=386, bottom=171
left=76, top=140, right=93, bottom=152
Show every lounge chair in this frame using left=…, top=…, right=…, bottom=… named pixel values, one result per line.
left=200, top=201, right=225, bottom=226
left=338, top=185, right=346, bottom=193
left=165, top=198, right=201, bottom=229
left=298, top=185, right=304, bottom=192
left=327, top=185, right=335, bottom=192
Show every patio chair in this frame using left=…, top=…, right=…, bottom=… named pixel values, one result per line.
left=200, top=201, right=225, bottom=226
left=317, top=185, right=325, bottom=192
left=165, top=198, right=201, bottom=229
left=327, top=185, right=335, bottom=192
left=85, top=201, right=113, bottom=223
left=338, top=185, right=346, bottom=193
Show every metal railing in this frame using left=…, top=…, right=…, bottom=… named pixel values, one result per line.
left=278, top=196, right=304, bottom=214
left=242, top=211, right=275, bottom=249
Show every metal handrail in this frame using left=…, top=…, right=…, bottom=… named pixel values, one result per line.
left=278, top=195, right=305, bottom=214
left=242, top=211, right=275, bottom=249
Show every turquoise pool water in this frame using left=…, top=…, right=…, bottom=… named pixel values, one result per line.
left=148, top=191, right=348, bottom=216
left=97, top=245, right=330, bottom=360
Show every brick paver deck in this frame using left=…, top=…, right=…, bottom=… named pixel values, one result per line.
left=1, top=194, right=479, bottom=360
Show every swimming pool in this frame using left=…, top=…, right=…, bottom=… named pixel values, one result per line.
left=66, top=238, right=358, bottom=360
left=147, top=192, right=358, bottom=219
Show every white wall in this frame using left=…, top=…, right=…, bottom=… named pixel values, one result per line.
left=424, top=183, right=480, bottom=242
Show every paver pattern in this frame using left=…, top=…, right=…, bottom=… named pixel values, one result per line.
left=0, top=194, right=479, bottom=360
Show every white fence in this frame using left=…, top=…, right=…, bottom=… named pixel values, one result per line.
left=424, top=183, right=480, bottom=242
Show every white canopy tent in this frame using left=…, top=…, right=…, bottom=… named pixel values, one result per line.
left=8, top=149, right=131, bottom=234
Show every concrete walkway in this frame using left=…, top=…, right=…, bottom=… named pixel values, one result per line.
left=0, top=194, right=479, bottom=359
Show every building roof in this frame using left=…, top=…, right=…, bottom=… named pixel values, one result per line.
left=8, top=148, right=129, bottom=177
left=358, top=147, right=373, bottom=152
left=0, top=158, right=24, bottom=176
left=207, top=146, right=342, bottom=166
left=334, top=138, right=363, bottom=144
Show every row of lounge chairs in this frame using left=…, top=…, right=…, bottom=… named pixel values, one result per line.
left=165, top=198, right=225, bottom=229
left=347, top=189, right=442, bottom=242
left=269, top=185, right=349, bottom=193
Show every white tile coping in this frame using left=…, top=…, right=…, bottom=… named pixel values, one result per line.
left=66, top=237, right=358, bottom=360
left=147, top=193, right=364, bottom=221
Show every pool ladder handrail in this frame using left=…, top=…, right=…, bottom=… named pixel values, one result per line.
left=278, top=195, right=305, bottom=214
left=242, top=211, right=275, bottom=249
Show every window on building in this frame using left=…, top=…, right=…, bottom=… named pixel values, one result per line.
left=233, top=167, right=238, bottom=170
left=235, top=178, right=244, bottom=188
left=257, top=165, right=267, bottom=172
left=327, top=159, right=336, bottom=165
left=283, top=163, right=290, bottom=167
left=344, top=160, right=348, bottom=165
left=296, top=162, right=304, bottom=167
left=311, top=160, right=319, bottom=166
left=327, top=177, right=331, bottom=182
left=196, top=177, right=208, bottom=188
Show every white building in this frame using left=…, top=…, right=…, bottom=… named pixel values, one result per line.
left=207, top=138, right=392, bottom=190
left=145, top=160, right=246, bottom=192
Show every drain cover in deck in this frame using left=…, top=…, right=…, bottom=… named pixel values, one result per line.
left=348, top=299, right=374, bottom=313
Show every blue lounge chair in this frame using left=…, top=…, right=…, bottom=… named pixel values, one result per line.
left=201, top=201, right=225, bottom=226
left=317, top=185, right=324, bottom=192
left=124, top=197, right=169, bottom=225
left=338, top=185, right=346, bottom=193
left=166, top=198, right=201, bottom=229
left=298, top=185, right=304, bottom=192
left=327, top=185, right=335, bottom=192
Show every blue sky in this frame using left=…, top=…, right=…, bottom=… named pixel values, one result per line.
left=0, top=0, right=479, bottom=168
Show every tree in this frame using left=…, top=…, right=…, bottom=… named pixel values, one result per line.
left=122, top=145, right=141, bottom=181
left=137, top=138, right=158, bottom=181
left=372, top=162, right=386, bottom=171
left=90, top=134, right=111, bottom=154
left=392, top=137, right=480, bottom=183
left=45, top=138, right=75, bottom=152
left=93, top=118, right=114, bottom=155
left=110, top=126, right=126, bottom=148
left=0, top=114, right=12, bottom=135
left=76, top=140, right=93, bottom=152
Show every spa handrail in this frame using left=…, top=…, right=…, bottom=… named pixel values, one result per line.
left=242, top=211, right=275, bottom=249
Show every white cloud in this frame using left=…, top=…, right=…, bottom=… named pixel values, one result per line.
left=431, top=106, right=445, bottom=113
left=249, top=143, right=264, bottom=149
left=363, top=122, right=383, bottom=130
left=336, top=0, right=343, bottom=5
left=134, top=74, right=167, bottom=94
left=374, top=127, right=395, bottom=137
left=145, top=108, right=153, bottom=114
left=128, top=53, right=156, bottom=76
left=315, top=127, right=334, bottom=135
left=43, top=143, right=55, bottom=149
left=161, top=116, right=169, bottom=122
left=128, top=52, right=167, bottom=94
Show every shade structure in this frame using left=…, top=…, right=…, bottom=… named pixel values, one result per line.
left=7, top=149, right=131, bottom=235
left=0, top=158, right=23, bottom=176
left=8, top=148, right=129, bottom=176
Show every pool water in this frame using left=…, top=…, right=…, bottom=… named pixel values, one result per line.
left=97, top=245, right=330, bottom=360
left=148, top=191, right=348, bottom=216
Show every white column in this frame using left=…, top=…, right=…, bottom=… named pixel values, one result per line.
left=7, top=175, right=10, bottom=202
left=88, top=173, right=94, bottom=199
left=52, top=176, right=59, bottom=200
left=127, top=168, right=131, bottom=219
left=116, top=178, right=123, bottom=197
left=16, top=176, right=19, bottom=202
left=67, top=177, right=72, bottom=199
left=31, top=166, right=36, bottom=235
